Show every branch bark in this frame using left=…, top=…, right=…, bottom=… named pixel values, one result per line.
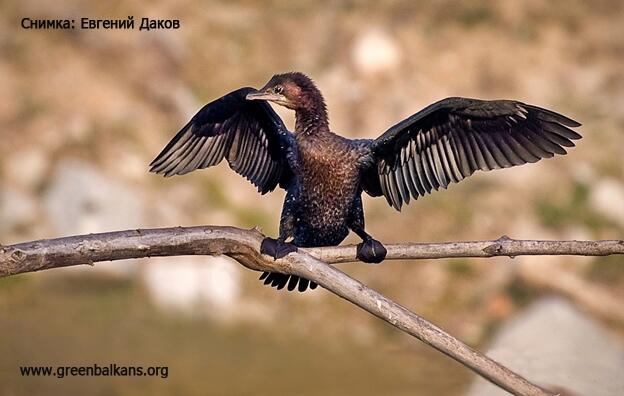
left=2, top=225, right=622, bottom=395
left=307, top=236, right=624, bottom=263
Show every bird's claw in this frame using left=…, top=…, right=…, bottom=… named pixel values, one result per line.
left=356, top=238, right=387, bottom=264
left=260, top=237, right=298, bottom=260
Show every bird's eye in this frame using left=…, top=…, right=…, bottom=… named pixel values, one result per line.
left=274, top=86, right=283, bottom=94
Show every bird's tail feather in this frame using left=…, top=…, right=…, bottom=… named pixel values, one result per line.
left=259, top=272, right=317, bottom=292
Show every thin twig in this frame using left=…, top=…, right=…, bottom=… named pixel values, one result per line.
left=3, top=225, right=622, bottom=395
left=306, top=235, right=624, bottom=263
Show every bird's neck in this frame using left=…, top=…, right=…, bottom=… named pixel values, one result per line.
left=295, top=94, right=329, bottom=135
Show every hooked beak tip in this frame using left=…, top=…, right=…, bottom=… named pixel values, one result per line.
left=246, top=92, right=283, bottom=102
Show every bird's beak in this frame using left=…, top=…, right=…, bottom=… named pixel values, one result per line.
left=245, top=91, right=285, bottom=102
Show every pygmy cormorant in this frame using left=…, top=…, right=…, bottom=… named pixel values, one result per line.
left=150, top=72, right=582, bottom=292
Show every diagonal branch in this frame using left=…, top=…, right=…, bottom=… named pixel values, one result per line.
left=2, top=225, right=622, bottom=395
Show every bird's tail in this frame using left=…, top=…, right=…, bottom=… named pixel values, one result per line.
left=259, top=272, right=317, bottom=292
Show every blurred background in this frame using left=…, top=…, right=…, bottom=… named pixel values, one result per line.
left=1, top=0, right=623, bottom=395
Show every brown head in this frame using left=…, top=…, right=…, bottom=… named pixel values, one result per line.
left=246, top=72, right=325, bottom=111
left=247, top=72, right=328, bottom=133
left=246, top=73, right=329, bottom=134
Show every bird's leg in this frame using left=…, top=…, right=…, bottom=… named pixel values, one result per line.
left=259, top=233, right=298, bottom=290
left=352, top=227, right=387, bottom=264
left=260, top=191, right=298, bottom=260
left=348, top=196, right=387, bottom=264
left=259, top=191, right=307, bottom=291
left=260, top=237, right=297, bottom=260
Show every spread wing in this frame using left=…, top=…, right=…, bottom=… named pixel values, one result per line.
left=150, top=87, right=293, bottom=194
left=364, top=97, right=582, bottom=210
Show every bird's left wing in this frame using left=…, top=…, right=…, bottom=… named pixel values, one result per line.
left=150, top=87, right=293, bottom=194
left=364, top=97, right=582, bottom=210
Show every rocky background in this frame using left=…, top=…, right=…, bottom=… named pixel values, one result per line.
left=0, top=1, right=623, bottom=395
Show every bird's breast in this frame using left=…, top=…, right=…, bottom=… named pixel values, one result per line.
left=295, top=141, right=361, bottom=220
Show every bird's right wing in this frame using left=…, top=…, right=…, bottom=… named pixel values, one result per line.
left=150, top=87, right=293, bottom=194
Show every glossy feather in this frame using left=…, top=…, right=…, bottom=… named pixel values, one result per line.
left=369, top=97, right=582, bottom=210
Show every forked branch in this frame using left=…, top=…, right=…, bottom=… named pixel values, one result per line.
left=2, top=225, right=622, bottom=396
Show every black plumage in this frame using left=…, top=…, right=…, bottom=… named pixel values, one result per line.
left=150, top=72, right=582, bottom=292
left=150, top=87, right=291, bottom=193
left=367, top=97, right=581, bottom=209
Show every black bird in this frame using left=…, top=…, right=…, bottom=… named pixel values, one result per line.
left=150, top=72, right=581, bottom=292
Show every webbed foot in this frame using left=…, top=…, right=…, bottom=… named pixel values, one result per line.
left=260, top=237, right=298, bottom=260
left=356, top=238, right=387, bottom=264
left=259, top=239, right=313, bottom=292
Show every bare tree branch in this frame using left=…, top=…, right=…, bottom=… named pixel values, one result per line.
left=307, top=236, right=624, bottom=263
left=1, top=226, right=621, bottom=277
left=2, top=225, right=622, bottom=395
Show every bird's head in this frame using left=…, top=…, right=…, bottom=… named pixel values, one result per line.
left=246, top=72, right=323, bottom=112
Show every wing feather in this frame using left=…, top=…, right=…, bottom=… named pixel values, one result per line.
left=369, top=97, right=582, bottom=210
left=150, top=87, right=292, bottom=194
